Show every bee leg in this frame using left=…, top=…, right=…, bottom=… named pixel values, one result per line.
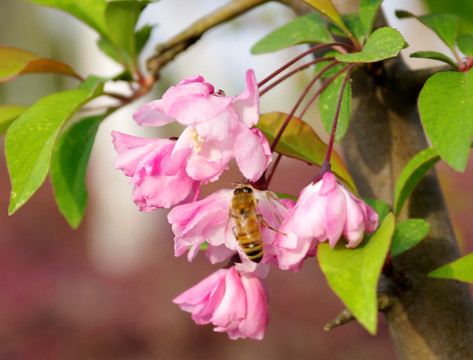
left=256, top=214, right=286, bottom=235
left=232, top=226, right=238, bottom=238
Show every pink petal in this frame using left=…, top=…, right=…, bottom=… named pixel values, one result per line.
left=132, top=99, right=176, bottom=127
left=234, top=126, right=272, bottom=181
left=211, top=268, right=246, bottom=328
left=228, top=275, right=269, bottom=340
left=173, top=268, right=227, bottom=309
left=323, top=185, right=346, bottom=247
left=233, top=69, right=260, bottom=127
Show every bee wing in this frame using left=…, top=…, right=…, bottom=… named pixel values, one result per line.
left=224, top=211, right=239, bottom=250
left=263, top=191, right=290, bottom=225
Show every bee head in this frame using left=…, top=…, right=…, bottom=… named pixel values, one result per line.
left=234, top=185, right=253, bottom=195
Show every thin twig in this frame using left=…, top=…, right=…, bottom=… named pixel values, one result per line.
left=324, top=293, right=393, bottom=332
left=259, top=57, right=335, bottom=96
left=269, top=60, right=340, bottom=153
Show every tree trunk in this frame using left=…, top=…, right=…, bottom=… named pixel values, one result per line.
left=343, top=58, right=473, bottom=359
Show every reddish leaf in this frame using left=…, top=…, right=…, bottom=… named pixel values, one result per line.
left=0, top=46, right=82, bottom=82
left=258, top=112, right=357, bottom=195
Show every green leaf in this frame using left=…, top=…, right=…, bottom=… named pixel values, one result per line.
left=418, top=69, right=473, bottom=172
left=318, top=213, right=395, bottom=334
left=409, top=51, right=457, bottom=68
left=0, top=105, right=28, bottom=134
left=457, top=34, right=473, bottom=57
left=5, top=83, right=103, bottom=214
left=391, top=219, right=430, bottom=257
left=395, top=10, right=459, bottom=50
left=274, top=192, right=298, bottom=202
left=302, top=0, right=353, bottom=41
left=97, top=37, right=121, bottom=64
left=135, top=24, right=154, bottom=55
left=359, top=0, right=384, bottom=36
left=340, top=14, right=365, bottom=43
left=104, top=0, right=150, bottom=70
left=250, top=13, right=332, bottom=54
left=27, top=0, right=109, bottom=39
left=429, top=252, right=473, bottom=283
left=257, top=112, right=357, bottom=195
left=424, top=0, right=473, bottom=35
left=336, top=27, right=405, bottom=63
left=393, top=147, right=440, bottom=217
left=328, top=15, right=365, bottom=43
left=50, top=115, right=102, bottom=228
left=420, top=14, right=459, bottom=50
left=0, top=46, right=81, bottom=82
left=318, top=71, right=351, bottom=142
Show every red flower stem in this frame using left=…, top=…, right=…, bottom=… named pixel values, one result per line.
left=297, top=64, right=351, bottom=119
left=259, top=57, right=335, bottom=97
left=257, top=42, right=356, bottom=88
left=265, top=152, right=282, bottom=187
left=320, top=63, right=356, bottom=176
left=269, top=60, right=340, bottom=153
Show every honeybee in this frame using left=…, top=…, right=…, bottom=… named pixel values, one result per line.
left=229, top=184, right=264, bottom=263
left=229, top=184, right=283, bottom=263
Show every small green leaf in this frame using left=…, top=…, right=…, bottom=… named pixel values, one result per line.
left=391, top=219, right=430, bottom=257
left=5, top=83, right=103, bottom=214
left=274, top=192, right=298, bottom=202
left=409, top=51, right=457, bottom=68
left=424, top=0, right=473, bottom=35
left=50, top=115, right=102, bottom=228
left=104, top=0, right=151, bottom=70
left=394, top=147, right=440, bottom=216
left=27, top=0, right=109, bottom=39
left=79, top=75, right=107, bottom=92
left=257, top=112, right=357, bottom=194
left=395, top=10, right=459, bottom=51
left=302, top=0, right=353, bottom=41
left=418, top=69, right=473, bottom=172
left=251, top=13, right=332, bottom=54
left=0, top=46, right=81, bottom=82
left=97, top=37, right=121, bottom=64
left=420, top=14, right=459, bottom=50
left=359, top=0, right=384, bottom=36
left=135, top=24, right=154, bottom=55
left=0, top=105, right=28, bottom=134
left=318, top=71, right=351, bottom=142
left=336, top=27, right=405, bottom=63
left=457, top=34, right=473, bottom=57
left=328, top=15, right=365, bottom=43
left=340, top=14, right=365, bottom=43
left=429, top=252, right=473, bottom=283
left=318, top=213, right=395, bottom=334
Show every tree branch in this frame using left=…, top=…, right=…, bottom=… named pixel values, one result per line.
left=146, top=0, right=268, bottom=78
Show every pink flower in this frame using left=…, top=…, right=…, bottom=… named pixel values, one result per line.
left=112, top=131, right=200, bottom=211
left=132, top=69, right=272, bottom=182
left=168, top=186, right=293, bottom=274
left=173, top=266, right=269, bottom=340
left=274, top=172, right=379, bottom=272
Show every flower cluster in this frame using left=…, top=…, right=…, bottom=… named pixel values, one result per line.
left=112, top=70, right=379, bottom=340
left=112, top=70, right=271, bottom=212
